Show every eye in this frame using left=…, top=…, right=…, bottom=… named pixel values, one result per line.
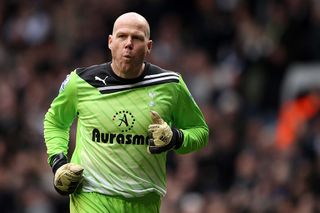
left=117, top=34, right=126, bottom=39
left=132, top=35, right=144, bottom=41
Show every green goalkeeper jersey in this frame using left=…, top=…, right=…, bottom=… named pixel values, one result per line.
left=44, top=62, right=208, bottom=198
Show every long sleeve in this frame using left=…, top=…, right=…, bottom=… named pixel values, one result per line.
left=43, top=71, right=78, bottom=164
left=173, top=76, right=209, bottom=154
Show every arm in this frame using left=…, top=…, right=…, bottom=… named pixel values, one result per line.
left=44, top=71, right=78, bottom=164
left=173, top=75, right=209, bottom=154
left=147, top=75, right=209, bottom=154
left=44, top=71, right=84, bottom=195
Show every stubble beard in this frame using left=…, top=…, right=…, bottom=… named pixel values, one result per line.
left=112, top=57, right=143, bottom=78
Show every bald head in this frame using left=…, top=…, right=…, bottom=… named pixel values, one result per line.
left=112, top=12, right=150, bottom=39
left=108, top=12, right=153, bottom=79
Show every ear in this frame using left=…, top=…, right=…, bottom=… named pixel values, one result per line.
left=108, top=35, right=112, bottom=50
left=147, top=40, right=153, bottom=54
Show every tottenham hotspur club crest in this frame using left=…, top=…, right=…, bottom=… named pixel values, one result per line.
left=113, top=111, right=136, bottom=132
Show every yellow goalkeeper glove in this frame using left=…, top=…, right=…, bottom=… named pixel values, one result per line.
left=147, top=111, right=184, bottom=154
left=51, top=153, right=84, bottom=195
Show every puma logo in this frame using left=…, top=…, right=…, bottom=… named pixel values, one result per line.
left=95, top=76, right=108, bottom=86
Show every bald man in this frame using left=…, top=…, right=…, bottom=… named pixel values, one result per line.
left=44, top=12, right=208, bottom=212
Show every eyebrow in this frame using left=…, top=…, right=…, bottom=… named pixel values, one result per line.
left=115, top=30, right=146, bottom=37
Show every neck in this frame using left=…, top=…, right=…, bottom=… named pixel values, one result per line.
left=111, top=62, right=145, bottom=79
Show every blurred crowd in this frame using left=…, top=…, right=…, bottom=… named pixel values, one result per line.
left=1, top=0, right=320, bottom=212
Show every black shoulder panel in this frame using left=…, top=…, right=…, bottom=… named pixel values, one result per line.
left=76, top=62, right=180, bottom=93
left=76, top=63, right=110, bottom=88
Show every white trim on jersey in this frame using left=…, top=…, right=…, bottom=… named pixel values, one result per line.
left=144, top=72, right=180, bottom=79
left=98, top=72, right=180, bottom=92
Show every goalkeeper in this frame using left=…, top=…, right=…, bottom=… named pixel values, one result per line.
left=44, top=12, right=208, bottom=213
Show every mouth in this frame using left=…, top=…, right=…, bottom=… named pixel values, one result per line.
left=123, top=50, right=133, bottom=57
left=123, top=54, right=133, bottom=60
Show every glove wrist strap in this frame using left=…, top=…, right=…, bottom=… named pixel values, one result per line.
left=171, top=128, right=184, bottom=149
left=50, top=153, right=68, bottom=174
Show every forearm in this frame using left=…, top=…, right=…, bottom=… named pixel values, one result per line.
left=44, top=114, right=70, bottom=164
left=175, top=126, right=209, bottom=154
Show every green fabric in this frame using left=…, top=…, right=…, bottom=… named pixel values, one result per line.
left=44, top=66, right=208, bottom=199
left=44, top=72, right=78, bottom=163
left=70, top=192, right=161, bottom=213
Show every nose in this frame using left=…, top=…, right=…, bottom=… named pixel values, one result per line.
left=125, top=37, right=133, bottom=49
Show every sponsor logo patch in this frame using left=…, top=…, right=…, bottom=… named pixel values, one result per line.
left=112, top=110, right=135, bottom=132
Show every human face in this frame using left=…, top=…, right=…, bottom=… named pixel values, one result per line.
left=108, top=15, right=152, bottom=78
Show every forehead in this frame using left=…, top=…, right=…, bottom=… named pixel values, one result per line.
left=113, top=17, right=148, bottom=37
